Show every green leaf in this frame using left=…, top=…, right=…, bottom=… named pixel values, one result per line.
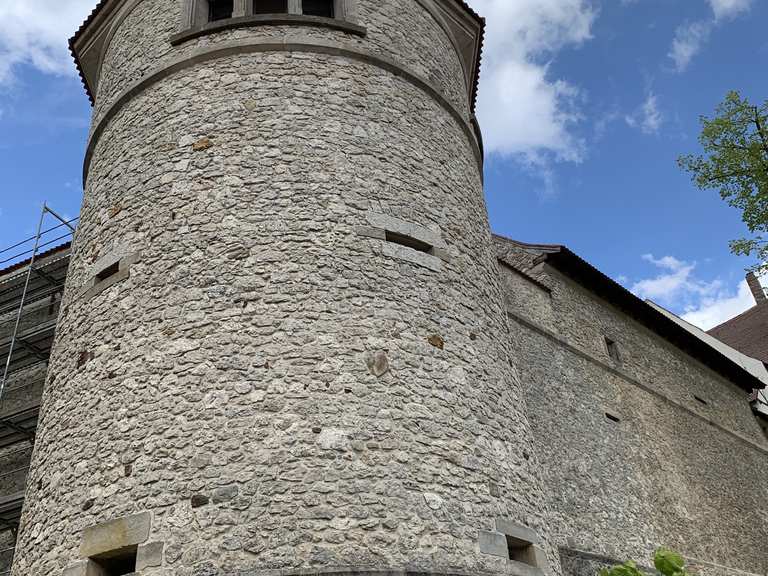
left=677, top=91, right=768, bottom=271
left=654, top=548, right=686, bottom=576
left=601, top=561, right=644, bottom=576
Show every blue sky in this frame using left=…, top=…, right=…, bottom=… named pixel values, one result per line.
left=0, top=0, right=766, bottom=329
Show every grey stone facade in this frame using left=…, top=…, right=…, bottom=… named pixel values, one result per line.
left=495, top=237, right=768, bottom=576
left=2, top=2, right=767, bottom=576
left=11, top=2, right=553, bottom=576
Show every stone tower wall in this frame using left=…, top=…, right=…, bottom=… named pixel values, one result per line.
left=12, top=2, right=555, bottom=575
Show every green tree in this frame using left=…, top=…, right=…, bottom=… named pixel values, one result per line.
left=678, top=91, right=768, bottom=274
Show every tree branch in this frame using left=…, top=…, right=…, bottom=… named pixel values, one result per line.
left=752, top=106, right=768, bottom=158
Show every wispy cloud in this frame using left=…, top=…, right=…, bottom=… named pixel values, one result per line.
left=682, top=274, right=764, bottom=330
left=468, top=0, right=595, bottom=180
left=628, top=253, right=765, bottom=330
left=625, top=92, right=663, bottom=134
left=631, top=254, right=721, bottom=305
left=668, top=0, right=752, bottom=72
left=708, top=0, right=752, bottom=21
left=669, top=21, right=713, bottom=73
left=0, top=1, right=94, bottom=84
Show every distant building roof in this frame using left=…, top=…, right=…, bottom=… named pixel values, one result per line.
left=0, top=243, right=72, bottom=280
left=707, top=275, right=768, bottom=363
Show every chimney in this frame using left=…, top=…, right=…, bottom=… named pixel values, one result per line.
left=746, top=272, right=766, bottom=304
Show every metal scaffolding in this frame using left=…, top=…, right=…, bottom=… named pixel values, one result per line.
left=0, top=204, right=76, bottom=401
left=0, top=204, right=76, bottom=551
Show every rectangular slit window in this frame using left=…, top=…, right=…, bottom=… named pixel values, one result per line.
left=605, top=412, right=621, bottom=423
left=253, top=0, right=288, bottom=14
left=302, top=0, right=335, bottom=17
left=506, top=535, right=537, bottom=567
left=694, top=395, right=709, bottom=406
left=385, top=231, right=433, bottom=254
left=604, top=336, right=620, bottom=363
left=91, top=546, right=138, bottom=576
left=209, top=0, right=234, bottom=21
left=96, top=261, right=120, bottom=282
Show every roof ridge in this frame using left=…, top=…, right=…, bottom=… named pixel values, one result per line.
left=492, top=233, right=564, bottom=253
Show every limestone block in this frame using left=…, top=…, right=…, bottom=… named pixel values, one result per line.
left=63, top=560, right=98, bottom=576
left=80, top=512, right=151, bottom=558
left=478, top=530, right=508, bottom=558
left=136, top=541, right=164, bottom=570
left=509, top=559, right=546, bottom=576
left=495, top=518, right=539, bottom=546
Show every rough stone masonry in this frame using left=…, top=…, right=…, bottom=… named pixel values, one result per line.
left=7, top=1, right=768, bottom=576
left=11, top=1, right=557, bottom=575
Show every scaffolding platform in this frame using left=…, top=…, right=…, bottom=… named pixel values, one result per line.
left=0, top=405, right=39, bottom=449
left=0, top=205, right=76, bottom=406
left=0, top=492, right=23, bottom=533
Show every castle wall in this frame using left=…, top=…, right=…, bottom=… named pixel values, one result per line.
left=12, top=3, right=553, bottom=575
left=92, top=0, right=470, bottom=129
left=496, top=240, right=768, bottom=576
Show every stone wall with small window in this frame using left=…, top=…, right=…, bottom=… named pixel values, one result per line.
left=91, top=0, right=471, bottom=131
left=494, top=235, right=768, bottom=576
left=12, top=2, right=551, bottom=575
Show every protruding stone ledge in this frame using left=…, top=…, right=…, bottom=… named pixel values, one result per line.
left=170, top=14, right=367, bottom=46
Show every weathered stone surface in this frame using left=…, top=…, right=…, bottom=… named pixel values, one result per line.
left=495, top=236, right=768, bottom=575
left=136, top=541, right=165, bottom=570
left=478, top=530, right=508, bottom=558
left=191, top=137, right=212, bottom=151
left=62, top=560, right=91, bottom=576
left=364, top=350, right=389, bottom=377
left=79, top=512, right=151, bottom=558
left=10, top=3, right=552, bottom=576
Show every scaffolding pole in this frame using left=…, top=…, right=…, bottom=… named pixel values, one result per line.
left=0, top=204, right=77, bottom=410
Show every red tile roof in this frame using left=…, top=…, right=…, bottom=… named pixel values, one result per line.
left=0, top=243, right=72, bottom=279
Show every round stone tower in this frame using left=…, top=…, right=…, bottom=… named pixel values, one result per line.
left=13, top=1, right=556, bottom=575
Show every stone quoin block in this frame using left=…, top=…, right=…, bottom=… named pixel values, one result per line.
left=79, top=512, right=151, bottom=559
left=478, top=530, right=509, bottom=558
left=495, top=518, right=540, bottom=547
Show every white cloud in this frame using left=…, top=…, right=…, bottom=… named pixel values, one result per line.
left=0, top=1, right=94, bottom=84
left=669, top=20, right=713, bottom=73
left=708, top=0, right=752, bottom=21
left=631, top=254, right=721, bottom=305
left=668, top=0, right=752, bottom=72
left=2, top=0, right=597, bottom=173
left=468, top=0, right=595, bottom=163
left=625, top=92, right=663, bottom=134
left=682, top=276, right=763, bottom=330
left=629, top=253, right=767, bottom=331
